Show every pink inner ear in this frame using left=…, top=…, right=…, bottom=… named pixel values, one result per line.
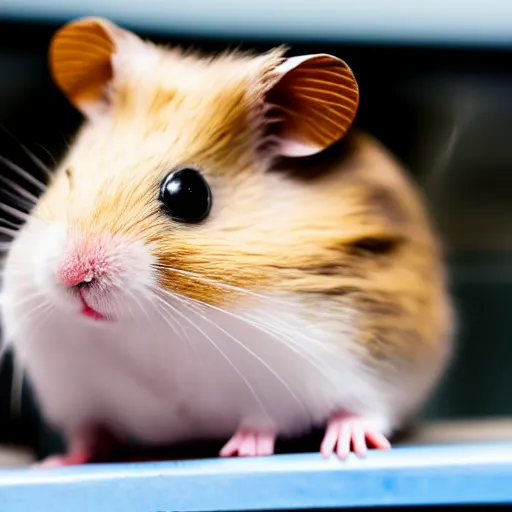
left=277, top=139, right=324, bottom=158
left=79, top=98, right=112, bottom=121
left=274, top=55, right=313, bottom=74
left=266, top=53, right=359, bottom=159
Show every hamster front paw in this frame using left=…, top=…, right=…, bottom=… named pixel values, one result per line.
left=32, top=427, right=117, bottom=469
left=219, top=428, right=276, bottom=457
left=32, top=437, right=93, bottom=469
left=320, top=412, right=392, bottom=459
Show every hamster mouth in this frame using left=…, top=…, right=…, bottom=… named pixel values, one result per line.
left=78, top=288, right=106, bottom=321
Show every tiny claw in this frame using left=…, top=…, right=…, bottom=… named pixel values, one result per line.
left=321, top=413, right=391, bottom=459
left=220, top=429, right=276, bottom=458
left=32, top=450, right=91, bottom=469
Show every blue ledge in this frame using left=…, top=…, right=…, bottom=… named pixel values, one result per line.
left=3, top=0, right=512, bottom=48
left=1, top=441, right=512, bottom=511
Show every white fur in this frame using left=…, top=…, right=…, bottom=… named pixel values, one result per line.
left=0, top=219, right=410, bottom=446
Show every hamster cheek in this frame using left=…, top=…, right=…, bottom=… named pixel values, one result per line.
left=31, top=221, right=80, bottom=312
left=36, top=222, right=67, bottom=276
left=0, top=219, right=65, bottom=340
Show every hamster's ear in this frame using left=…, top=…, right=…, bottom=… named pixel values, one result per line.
left=266, top=54, right=359, bottom=157
left=49, top=17, right=139, bottom=119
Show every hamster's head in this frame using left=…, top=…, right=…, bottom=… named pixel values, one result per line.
left=4, top=17, right=361, bottom=323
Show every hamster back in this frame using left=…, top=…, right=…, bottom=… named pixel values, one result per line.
left=0, top=17, right=454, bottom=464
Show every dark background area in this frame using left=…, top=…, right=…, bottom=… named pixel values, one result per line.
left=1, top=9, right=512, bottom=459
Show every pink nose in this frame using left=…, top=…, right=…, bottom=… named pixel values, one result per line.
left=58, top=260, right=95, bottom=288
left=59, top=265, right=94, bottom=288
left=58, top=241, right=111, bottom=288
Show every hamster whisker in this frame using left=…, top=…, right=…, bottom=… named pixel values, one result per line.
left=150, top=293, right=187, bottom=339
left=175, top=291, right=337, bottom=390
left=124, top=287, right=154, bottom=326
left=0, top=202, right=31, bottom=223
left=245, top=316, right=348, bottom=401
left=1, top=189, right=33, bottom=212
left=0, top=217, right=22, bottom=231
left=152, top=264, right=328, bottom=368
left=0, top=226, right=19, bottom=239
left=0, top=243, right=15, bottom=253
left=0, top=174, right=40, bottom=205
left=152, top=264, right=290, bottom=307
left=0, top=126, right=52, bottom=180
left=8, top=290, right=52, bottom=309
left=35, top=307, right=58, bottom=342
left=152, top=296, right=202, bottom=362
left=152, top=288, right=271, bottom=420
left=5, top=298, right=56, bottom=347
left=149, top=295, right=187, bottom=339
left=1, top=220, right=47, bottom=242
left=0, top=155, right=47, bottom=193
left=155, top=295, right=192, bottom=342
left=121, top=292, right=137, bottom=323
left=246, top=312, right=345, bottom=376
left=159, top=287, right=308, bottom=415
left=21, top=144, right=53, bottom=181
left=19, top=298, right=55, bottom=326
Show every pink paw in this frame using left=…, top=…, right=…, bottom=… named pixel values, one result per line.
left=33, top=451, right=92, bottom=469
left=320, top=413, right=391, bottom=459
left=32, top=427, right=115, bottom=469
left=220, top=429, right=276, bottom=457
left=32, top=455, right=89, bottom=469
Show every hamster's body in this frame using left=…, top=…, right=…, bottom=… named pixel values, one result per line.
left=0, top=18, right=454, bottom=463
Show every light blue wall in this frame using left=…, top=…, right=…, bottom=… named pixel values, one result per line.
left=2, top=0, right=512, bottom=46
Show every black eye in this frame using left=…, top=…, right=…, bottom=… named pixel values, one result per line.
left=159, top=167, right=212, bottom=223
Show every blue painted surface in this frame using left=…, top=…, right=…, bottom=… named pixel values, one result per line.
left=0, top=441, right=512, bottom=511
left=2, top=0, right=512, bottom=47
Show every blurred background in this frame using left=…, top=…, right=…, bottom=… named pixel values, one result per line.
left=1, top=0, right=512, bottom=460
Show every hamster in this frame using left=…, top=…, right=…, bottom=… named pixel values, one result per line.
left=0, top=17, right=454, bottom=466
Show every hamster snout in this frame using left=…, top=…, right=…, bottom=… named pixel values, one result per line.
left=57, top=242, right=109, bottom=289
left=38, top=227, right=156, bottom=322
left=57, top=240, right=111, bottom=320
